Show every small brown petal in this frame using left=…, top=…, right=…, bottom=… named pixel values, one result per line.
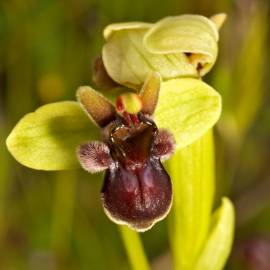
left=140, top=72, right=161, bottom=115
left=77, top=86, right=116, bottom=127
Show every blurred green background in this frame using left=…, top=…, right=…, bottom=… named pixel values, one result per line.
left=0, top=0, right=269, bottom=269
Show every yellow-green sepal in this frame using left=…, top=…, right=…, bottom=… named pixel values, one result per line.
left=155, top=78, right=221, bottom=149
left=6, top=101, right=99, bottom=170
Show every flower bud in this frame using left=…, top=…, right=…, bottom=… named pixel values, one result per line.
left=102, top=14, right=225, bottom=88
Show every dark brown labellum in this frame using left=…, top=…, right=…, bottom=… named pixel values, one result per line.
left=101, top=115, right=172, bottom=231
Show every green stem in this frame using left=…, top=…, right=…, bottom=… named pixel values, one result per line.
left=118, top=225, right=150, bottom=270
left=169, top=129, right=215, bottom=270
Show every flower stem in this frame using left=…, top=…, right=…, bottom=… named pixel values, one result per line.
left=118, top=225, right=150, bottom=270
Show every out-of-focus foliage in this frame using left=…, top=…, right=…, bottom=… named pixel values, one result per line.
left=0, top=0, right=269, bottom=269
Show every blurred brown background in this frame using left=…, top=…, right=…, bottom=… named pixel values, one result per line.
left=0, top=0, right=269, bottom=269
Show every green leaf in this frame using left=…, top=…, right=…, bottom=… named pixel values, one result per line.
left=102, top=26, right=196, bottom=89
left=194, top=197, right=235, bottom=270
left=169, top=129, right=215, bottom=269
left=6, top=101, right=99, bottom=170
left=143, top=15, right=219, bottom=76
left=155, top=78, right=221, bottom=149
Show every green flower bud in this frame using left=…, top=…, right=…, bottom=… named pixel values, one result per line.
left=102, top=14, right=225, bottom=89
